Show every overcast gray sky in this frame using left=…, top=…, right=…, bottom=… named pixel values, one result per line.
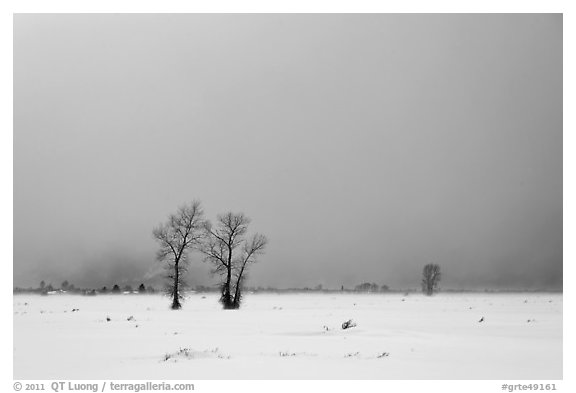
left=14, top=14, right=562, bottom=290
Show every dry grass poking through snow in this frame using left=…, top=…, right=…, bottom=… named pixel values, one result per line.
left=163, top=347, right=230, bottom=362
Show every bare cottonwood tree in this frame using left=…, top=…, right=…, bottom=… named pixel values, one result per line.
left=422, top=263, right=441, bottom=296
left=232, top=233, right=268, bottom=307
left=201, top=212, right=268, bottom=309
left=153, top=201, right=205, bottom=309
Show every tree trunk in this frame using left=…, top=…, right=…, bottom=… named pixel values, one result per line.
left=172, top=261, right=181, bottom=309
left=222, top=265, right=233, bottom=308
left=233, top=278, right=241, bottom=307
left=232, top=265, right=246, bottom=309
left=426, top=280, right=434, bottom=296
left=220, top=244, right=234, bottom=309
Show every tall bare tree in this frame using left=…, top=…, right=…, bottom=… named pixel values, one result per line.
left=422, top=263, right=441, bottom=296
left=201, top=212, right=268, bottom=309
left=153, top=201, right=205, bottom=309
left=232, top=233, right=268, bottom=307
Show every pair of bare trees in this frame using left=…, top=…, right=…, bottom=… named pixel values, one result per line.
left=153, top=201, right=268, bottom=310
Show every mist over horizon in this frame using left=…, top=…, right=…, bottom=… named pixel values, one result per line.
left=14, top=14, right=562, bottom=292
left=13, top=237, right=563, bottom=291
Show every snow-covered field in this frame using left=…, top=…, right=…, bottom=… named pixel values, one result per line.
left=13, top=292, right=562, bottom=379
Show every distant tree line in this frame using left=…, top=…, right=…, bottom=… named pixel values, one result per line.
left=13, top=280, right=158, bottom=296
left=14, top=262, right=442, bottom=303
left=354, top=283, right=390, bottom=292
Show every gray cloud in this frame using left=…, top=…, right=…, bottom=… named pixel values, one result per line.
left=14, top=14, right=562, bottom=290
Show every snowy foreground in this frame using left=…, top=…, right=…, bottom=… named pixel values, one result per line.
left=14, top=292, right=562, bottom=379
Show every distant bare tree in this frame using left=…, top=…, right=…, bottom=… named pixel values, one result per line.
left=153, top=201, right=205, bottom=309
left=201, top=212, right=267, bottom=309
left=422, top=263, right=441, bottom=296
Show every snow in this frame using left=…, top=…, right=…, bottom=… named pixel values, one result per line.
left=13, top=292, right=562, bottom=379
